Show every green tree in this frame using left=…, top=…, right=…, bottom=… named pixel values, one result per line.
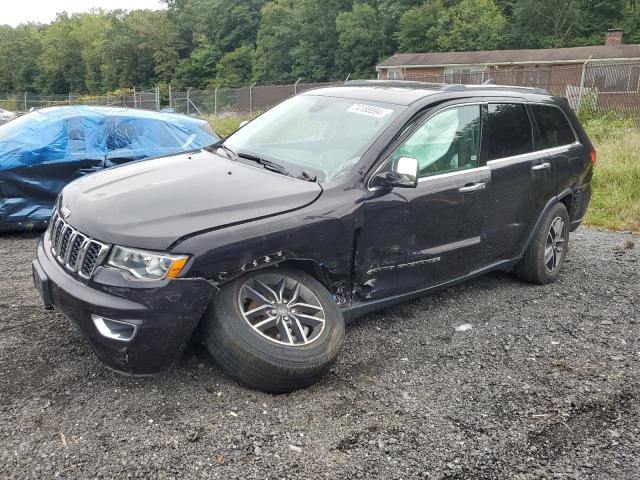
left=396, top=0, right=505, bottom=53
left=438, top=0, right=505, bottom=51
left=174, top=38, right=221, bottom=88
left=253, top=0, right=350, bottom=83
left=335, top=3, right=388, bottom=77
left=509, top=0, right=583, bottom=48
left=395, top=0, right=445, bottom=53
left=252, top=1, right=299, bottom=83
left=216, top=44, right=254, bottom=87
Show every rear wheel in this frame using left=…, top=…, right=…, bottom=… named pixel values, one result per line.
left=515, top=202, right=569, bottom=284
left=202, top=266, right=345, bottom=393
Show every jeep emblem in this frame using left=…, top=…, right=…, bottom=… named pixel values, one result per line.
left=60, top=205, right=71, bottom=219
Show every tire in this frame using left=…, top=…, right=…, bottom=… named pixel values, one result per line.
left=201, top=266, right=345, bottom=393
left=515, top=202, right=570, bottom=285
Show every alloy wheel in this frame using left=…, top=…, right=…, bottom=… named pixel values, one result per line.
left=237, top=273, right=326, bottom=346
left=544, top=216, right=566, bottom=272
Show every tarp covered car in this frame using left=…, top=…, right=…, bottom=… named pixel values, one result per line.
left=0, top=106, right=219, bottom=231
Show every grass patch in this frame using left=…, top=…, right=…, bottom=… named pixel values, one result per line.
left=208, top=112, right=258, bottom=138
left=584, top=128, right=640, bottom=232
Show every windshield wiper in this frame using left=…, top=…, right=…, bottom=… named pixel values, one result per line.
left=237, top=152, right=290, bottom=176
left=215, top=142, right=239, bottom=162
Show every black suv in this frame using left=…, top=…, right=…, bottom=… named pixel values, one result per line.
left=33, top=81, right=594, bottom=392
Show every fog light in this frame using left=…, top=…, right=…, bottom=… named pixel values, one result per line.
left=91, top=315, right=138, bottom=342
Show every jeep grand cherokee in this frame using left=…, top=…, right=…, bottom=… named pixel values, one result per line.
left=33, top=81, right=594, bottom=392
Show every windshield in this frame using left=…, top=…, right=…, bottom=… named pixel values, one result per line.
left=223, top=94, right=404, bottom=182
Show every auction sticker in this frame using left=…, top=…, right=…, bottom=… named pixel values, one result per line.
left=347, top=103, right=393, bottom=119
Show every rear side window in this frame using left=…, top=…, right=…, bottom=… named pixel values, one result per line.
left=531, top=105, right=576, bottom=149
left=486, top=104, right=533, bottom=160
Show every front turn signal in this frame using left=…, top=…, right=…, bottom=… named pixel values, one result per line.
left=166, top=257, right=189, bottom=278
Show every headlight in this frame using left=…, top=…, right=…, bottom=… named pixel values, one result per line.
left=108, top=246, right=189, bottom=280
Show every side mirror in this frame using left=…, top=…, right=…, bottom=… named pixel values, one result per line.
left=376, top=156, right=419, bottom=188
left=239, top=120, right=249, bottom=128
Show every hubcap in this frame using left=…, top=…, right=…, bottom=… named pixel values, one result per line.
left=237, top=273, right=325, bottom=346
left=545, top=216, right=566, bottom=273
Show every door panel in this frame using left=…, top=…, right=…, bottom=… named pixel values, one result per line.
left=356, top=167, right=491, bottom=301
left=355, top=103, right=491, bottom=301
left=480, top=103, right=540, bottom=263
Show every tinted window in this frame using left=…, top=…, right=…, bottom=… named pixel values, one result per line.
left=392, top=105, right=481, bottom=178
left=487, top=104, right=533, bottom=160
left=531, top=105, right=576, bottom=149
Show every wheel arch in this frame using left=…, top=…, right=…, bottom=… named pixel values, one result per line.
left=214, top=256, right=350, bottom=305
left=517, top=189, right=572, bottom=259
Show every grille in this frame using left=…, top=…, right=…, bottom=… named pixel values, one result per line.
left=49, top=213, right=110, bottom=278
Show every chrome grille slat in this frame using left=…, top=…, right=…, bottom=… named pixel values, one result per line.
left=67, top=234, right=86, bottom=269
left=48, top=217, right=110, bottom=278
left=58, top=227, right=73, bottom=260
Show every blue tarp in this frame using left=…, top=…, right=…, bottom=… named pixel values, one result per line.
left=0, top=106, right=219, bottom=231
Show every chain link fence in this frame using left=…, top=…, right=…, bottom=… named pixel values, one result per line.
left=401, top=61, right=640, bottom=116
left=169, top=81, right=344, bottom=117
left=1, top=62, right=639, bottom=118
left=0, top=89, right=160, bottom=113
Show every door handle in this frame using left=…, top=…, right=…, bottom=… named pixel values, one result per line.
left=532, top=162, right=551, bottom=171
left=458, top=182, right=486, bottom=193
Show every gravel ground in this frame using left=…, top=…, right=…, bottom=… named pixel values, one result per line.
left=0, top=227, right=639, bottom=479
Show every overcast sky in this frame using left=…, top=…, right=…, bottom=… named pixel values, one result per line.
left=2, top=0, right=166, bottom=27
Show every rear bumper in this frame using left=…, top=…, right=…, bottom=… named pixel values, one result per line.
left=34, top=234, right=215, bottom=375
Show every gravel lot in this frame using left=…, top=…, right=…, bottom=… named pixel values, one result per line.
left=1, top=227, right=638, bottom=479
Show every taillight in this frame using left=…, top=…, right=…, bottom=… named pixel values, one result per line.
left=590, top=148, right=597, bottom=165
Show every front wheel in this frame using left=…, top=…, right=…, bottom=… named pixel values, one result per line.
left=515, top=202, right=570, bottom=284
left=201, top=266, right=345, bottom=393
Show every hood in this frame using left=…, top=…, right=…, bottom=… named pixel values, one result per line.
left=60, top=149, right=322, bottom=250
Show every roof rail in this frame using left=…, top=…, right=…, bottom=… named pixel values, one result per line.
left=443, top=84, right=550, bottom=95
left=344, top=79, right=548, bottom=95
left=344, top=79, right=446, bottom=90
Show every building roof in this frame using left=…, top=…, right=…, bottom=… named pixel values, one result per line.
left=378, top=44, right=640, bottom=69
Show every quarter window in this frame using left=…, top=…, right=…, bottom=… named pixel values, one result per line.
left=486, top=104, right=533, bottom=160
left=391, top=105, right=481, bottom=178
left=531, top=105, right=576, bottom=149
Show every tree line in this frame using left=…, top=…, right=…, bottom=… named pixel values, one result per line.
left=1, top=0, right=639, bottom=94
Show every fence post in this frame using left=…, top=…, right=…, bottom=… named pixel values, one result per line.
left=344, top=73, right=350, bottom=83
left=187, top=87, right=191, bottom=116
left=168, top=84, right=172, bottom=110
left=133, top=86, right=137, bottom=109
left=68, top=92, right=72, bottom=105
left=577, top=56, right=592, bottom=112
left=249, top=82, right=257, bottom=114
left=294, top=77, right=303, bottom=94
left=24, top=92, right=27, bottom=111
left=214, top=84, right=220, bottom=117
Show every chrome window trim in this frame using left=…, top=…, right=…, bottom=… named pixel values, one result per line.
left=417, top=165, right=490, bottom=183
left=486, top=142, right=580, bottom=166
left=366, top=101, right=485, bottom=191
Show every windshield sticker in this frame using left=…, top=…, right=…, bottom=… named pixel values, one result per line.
left=347, top=103, right=393, bottom=119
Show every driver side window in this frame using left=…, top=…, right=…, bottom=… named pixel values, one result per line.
left=391, top=105, right=481, bottom=178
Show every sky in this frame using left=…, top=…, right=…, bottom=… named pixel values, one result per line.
left=1, top=0, right=166, bottom=27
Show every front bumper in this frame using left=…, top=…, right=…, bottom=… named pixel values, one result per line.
left=34, top=233, right=216, bottom=375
